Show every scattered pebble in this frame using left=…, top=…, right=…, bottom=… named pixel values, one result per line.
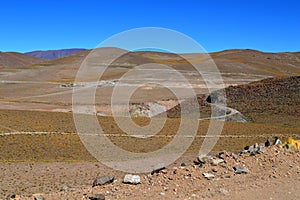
left=159, top=192, right=165, bottom=196
left=198, top=155, right=213, bottom=164
left=34, top=196, right=46, bottom=200
left=212, top=168, right=218, bottom=172
left=151, top=165, right=166, bottom=175
left=88, top=193, right=105, bottom=200
left=92, top=176, right=114, bottom=187
left=234, top=165, right=250, bottom=174
left=210, top=158, right=225, bottom=166
left=224, top=175, right=231, bottom=179
left=60, top=185, right=68, bottom=192
left=216, top=188, right=229, bottom=195
left=202, top=173, right=215, bottom=179
left=180, top=163, right=187, bottom=167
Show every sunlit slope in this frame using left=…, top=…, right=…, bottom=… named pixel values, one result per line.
left=0, top=52, right=45, bottom=69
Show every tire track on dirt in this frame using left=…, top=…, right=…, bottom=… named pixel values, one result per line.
left=0, top=131, right=297, bottom=138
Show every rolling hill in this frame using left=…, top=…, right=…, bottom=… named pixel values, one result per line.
left=210, top=49, right=300, bottom=76
left=0, top=52, right=44, bottom=69
left=10, top=48, right=299, bottom=76
left=36, top=48, right=300, bottom=77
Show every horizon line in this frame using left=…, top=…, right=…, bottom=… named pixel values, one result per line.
left=1, top=47, right=299, bottom=54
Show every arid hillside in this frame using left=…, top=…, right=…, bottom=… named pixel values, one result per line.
left=220, top=76, right=300, bottom=129
left=2, top=48, right=300, bottom=82
left=0, top=52, right=44, bottom=69
left=210, top=49, right=300, bottom=76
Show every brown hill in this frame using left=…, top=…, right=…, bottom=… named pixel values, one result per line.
left=212, top=76, right=300, bottom=129
left=8, top=48, right=300, bottom=79
left=0, top=52, right=45, bottom=69
left=44, top=48, right=153, bottom=67
left=54, top=48, right=300, bottom=76
left=210, top=49, right=300, bottom=76
left=37, top=49, right=91, bottom=66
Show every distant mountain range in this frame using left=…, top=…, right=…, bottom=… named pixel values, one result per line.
left=25, top=48, right=87, bottom=60
left=1, top=48, right=299, bottom=79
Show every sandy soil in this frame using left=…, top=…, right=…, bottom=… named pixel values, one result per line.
left=0, top=146, right=299, bottom=200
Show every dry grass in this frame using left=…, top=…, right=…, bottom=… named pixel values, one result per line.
left=0, top=110, right=299, bottom=162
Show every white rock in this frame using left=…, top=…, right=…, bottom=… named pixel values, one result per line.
left=210, top=158, right=224, bottom=166
left=160, top=192, right=165, bottom=195
left=202, top=173, right=215, bottom=179
left=123, top=174, right=141, bottom=184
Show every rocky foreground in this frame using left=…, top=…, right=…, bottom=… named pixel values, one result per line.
left=2, top=139, right=300, bottom=200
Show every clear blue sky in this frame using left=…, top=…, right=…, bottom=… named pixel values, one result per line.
left=0, top=0, right=299, bottom=53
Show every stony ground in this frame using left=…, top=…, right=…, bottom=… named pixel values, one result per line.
left=0, top=110, right=299, bottom=199
left=1, top=145, right=299, bottom=200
